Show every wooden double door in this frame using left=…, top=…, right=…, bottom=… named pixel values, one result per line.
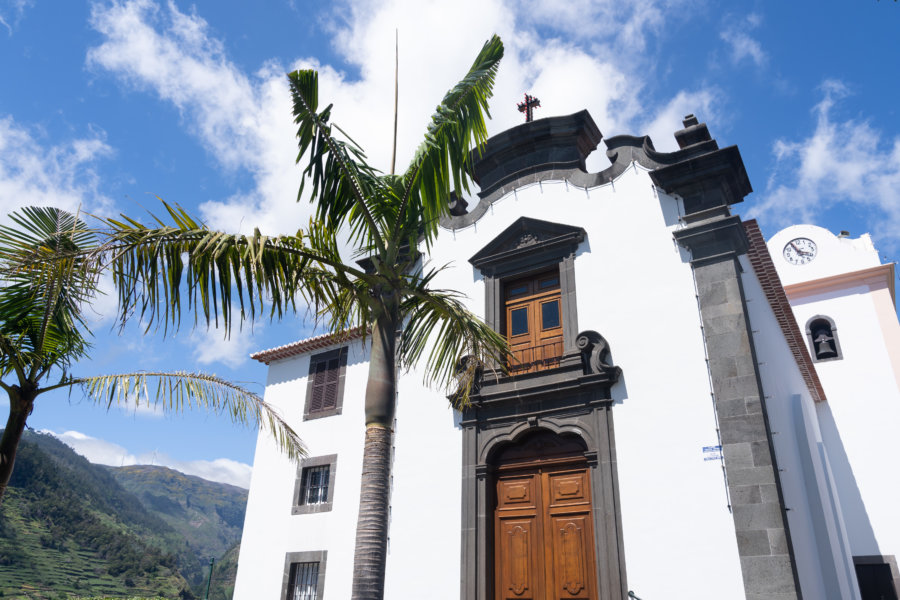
left=494, top=460, right=598, bottom=600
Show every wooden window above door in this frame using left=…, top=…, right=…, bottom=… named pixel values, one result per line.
left=505, top=271, right=563, bottom=374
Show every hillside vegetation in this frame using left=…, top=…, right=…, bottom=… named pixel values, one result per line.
left=0, top=432, right=246, bottom=599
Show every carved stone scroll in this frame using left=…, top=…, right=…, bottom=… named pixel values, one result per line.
left=575, top=330, right=619, bottom=377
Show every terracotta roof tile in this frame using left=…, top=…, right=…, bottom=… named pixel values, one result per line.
left=743, top=220, right=827, bottom=403
left=250, top=326, right=365, bottom=365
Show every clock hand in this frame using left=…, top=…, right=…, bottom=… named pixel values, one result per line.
left=790, top=241, right=812, bottom=256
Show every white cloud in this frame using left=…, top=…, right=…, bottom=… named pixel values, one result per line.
left=0, top=0, right=33, bottom=35
left=720, top=13, right=767, bottom=68
left=749, top=80, right=900, bottom=249
left=45, top=428, right=252, bottom=488
left=86, top=0, right=715, bottom=244
left=190, top=316, right=263, bottom=369
left=639, top=88, right=724, bottom=153
left=0, top=115, right=115, bottom=222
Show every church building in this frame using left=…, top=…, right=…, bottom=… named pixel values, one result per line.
left=233, top=110, right=900, bottom=600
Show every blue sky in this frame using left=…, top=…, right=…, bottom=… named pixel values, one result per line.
left=2, top=0, right=899, bottom=487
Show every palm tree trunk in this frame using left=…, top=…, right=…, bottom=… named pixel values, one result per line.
left=352, top=314, right=397, bottom=600
left=0, top=387, right=36, bottom=503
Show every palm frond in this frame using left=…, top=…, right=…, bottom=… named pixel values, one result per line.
left=397, top=35, right=504, bottom=248
left=67, top=371, right=306, bottom=462
left=288, top=69, right=390, bottom=252
left=397, top=267, right=509, bottom=405
left=0, top=207, right=97, bottom=379
left=100, top=202, right=369, bottom=335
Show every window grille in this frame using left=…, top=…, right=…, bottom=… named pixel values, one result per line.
left=287, top=562, right=320, bottom=600
left=301, top=465, right=330, bottom=505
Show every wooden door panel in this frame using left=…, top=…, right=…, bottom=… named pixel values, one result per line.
left=498, top=474, right=538, bottom=511
left=547, top=471, right=589, bottom=507
left=495, top=462, right=597, bottom=600
left=497, top=518, right=541, bottom=600
left=548, top=515, right=595, bottom=600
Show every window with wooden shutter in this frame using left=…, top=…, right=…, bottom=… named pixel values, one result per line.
left=304, top=348, right=347, bottom=420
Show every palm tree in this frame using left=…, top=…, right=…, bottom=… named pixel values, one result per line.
left=0, top=206, right=304, bottom=503
left=101, top=35, right=507, bottom=599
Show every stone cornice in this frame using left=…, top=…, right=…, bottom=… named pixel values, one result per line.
left=783, top=263, right=896, bottom=304
left=441, top=111, right=742, bottom=230
left=673, top=215, right=750, bottom=264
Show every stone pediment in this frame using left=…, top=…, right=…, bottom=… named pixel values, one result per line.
left=469, top=217, right=585, bottom=272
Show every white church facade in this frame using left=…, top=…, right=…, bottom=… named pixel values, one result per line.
left=234, top=112, right=900, bottom=600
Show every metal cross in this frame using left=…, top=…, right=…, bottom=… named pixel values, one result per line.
left=517, top=93, right=541, bottom=123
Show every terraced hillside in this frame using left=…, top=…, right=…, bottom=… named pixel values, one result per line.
left=0, top=432, right=247, bottom=599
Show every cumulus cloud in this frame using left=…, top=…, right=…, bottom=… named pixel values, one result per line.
left=749, top=80, right=900, bottom=249
left=720, top=13, right=767, bottom=68
left=0, top=116, right=115, bottom=221
left=46, top=429, right=252, bottom=488
left=190, top=315, right=263, bottom=369
left=86, top=0, right=717, bottom=242
left=639, top=88, right=724, bottom=153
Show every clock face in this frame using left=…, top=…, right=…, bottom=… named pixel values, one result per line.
left=783, top=237, right=818, bottom=265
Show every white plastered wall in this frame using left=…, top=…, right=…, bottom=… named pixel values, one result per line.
left=769, top=225, right=900, bottom=564
left=403, top=163, right=745, bottom=599
left=234, top=340, right=369, bottom=600
left=739, top=254, right=859, bottom=599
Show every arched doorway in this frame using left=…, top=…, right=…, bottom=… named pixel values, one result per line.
left=492, top=430, right=598, bottom=600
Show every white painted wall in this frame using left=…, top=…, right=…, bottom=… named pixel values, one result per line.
left=769, top=224, right=880, bottom=287
left=739, top=254, right=859, bottom=600
left=240, top=170, right=896, bottom=599
left=768, top=225, right=900, bottom=564
left=413, top=164, right=746, bottom=599
left=234, top=340, right=370, bottom=600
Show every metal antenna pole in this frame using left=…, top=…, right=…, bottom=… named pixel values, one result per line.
left=204, top=557, right=215, bottom=599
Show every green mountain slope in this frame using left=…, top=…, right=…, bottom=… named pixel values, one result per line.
left=108, top=465, right=247, bottom=590
left=0, top=432, right=247, bottom=600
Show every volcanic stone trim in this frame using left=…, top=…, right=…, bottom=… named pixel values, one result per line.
left=471, top=216, right=584, bottom=352
left=650, top=145, right=752, bottom=222
left=676, top=218, right=802, bottom=599
left=458, top=362, right=626, bottom=600
left=292, top=453, right=338, bottom=515
left=281, top=550, right=327, bottom=600
left=442, top=112, right=725, bottom=230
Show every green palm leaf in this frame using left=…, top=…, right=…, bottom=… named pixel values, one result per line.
left=68, top=371, right=305, bottom=462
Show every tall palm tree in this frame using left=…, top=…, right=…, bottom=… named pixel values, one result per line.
left=0, top=206, right=304, bottom=503
left=101, top=35, right=507, bottom=599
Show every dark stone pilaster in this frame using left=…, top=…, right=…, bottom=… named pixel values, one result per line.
left=675, top=223, right=802, bottom=600
left=663, top=117, right=801, bottom=599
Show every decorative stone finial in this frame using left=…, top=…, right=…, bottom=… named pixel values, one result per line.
left=674, top=113, right=713, bottom=149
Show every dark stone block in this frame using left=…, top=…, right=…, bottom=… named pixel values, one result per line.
left=726, top=465, right=776, bottom=486
left=737, top=530, right=772, bottom=557
left=717, top=375, right=760, bottom=402
left=734, top=503, right=784, bottom=530
left=760, top=484, right=780, bottom=503
left=718, top=397, right=749, bottom=418
left=768, top=529, right=789, bottom=554
left=731, top=484, right=762, bottom=505
left=751, top=441, right=773, bottom=467
left=719, top=413, right=767, bottom=444
left=739, top=556, right=798, bottom=597
left=723, top=443, right=753, bottom=469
